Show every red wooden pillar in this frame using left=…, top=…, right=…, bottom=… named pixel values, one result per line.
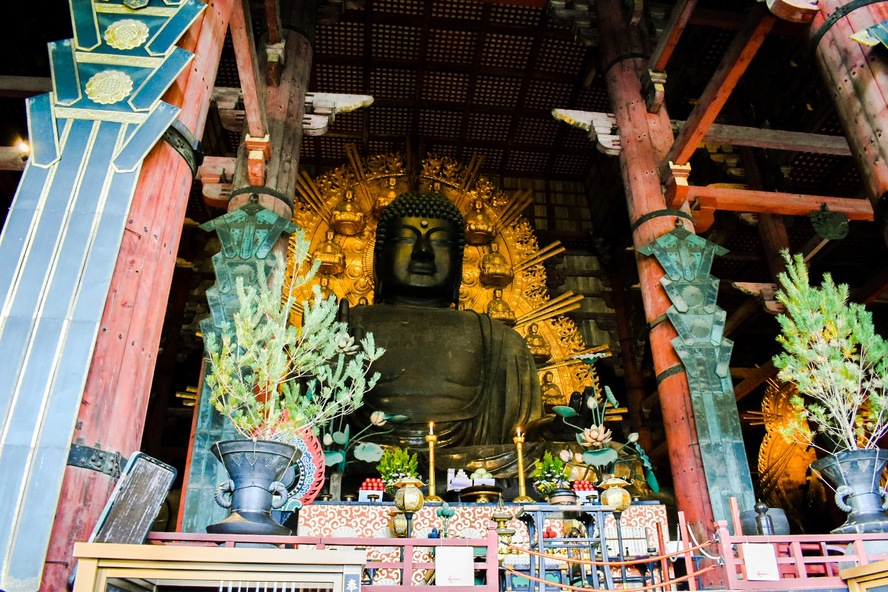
left=177, top=1, right=316, bottom=530
left=811, top=2, right=888, bottom=222
left=40, top=2, right=234, bottom=589
left=597, top=0, right=716, bottom=541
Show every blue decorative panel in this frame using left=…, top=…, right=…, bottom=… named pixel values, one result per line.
left=26, top=94, right=59, bottom=167
left=0, top=0, right=207, bottom=588
left=114, top=102, right=180, bottom=171
left=49, top=40, right=80, bottom=105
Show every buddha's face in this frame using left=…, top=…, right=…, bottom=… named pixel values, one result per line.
left=378, top=216, right=460, bottom=304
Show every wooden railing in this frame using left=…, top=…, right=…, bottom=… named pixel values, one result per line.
left=146, top=524, right=501, bottom=592
left=141, top=504, right=888, bottom=592
left=713, top=525, right=888, bottom=590
left=672, top=499, right=888, bottom=591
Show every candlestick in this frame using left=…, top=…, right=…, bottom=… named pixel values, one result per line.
left=512, top=429, right=534, bottom=503
left=425, top=432, right=444, bottom=503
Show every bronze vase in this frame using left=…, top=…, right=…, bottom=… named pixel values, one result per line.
left=547, top=487, right=578, bottom=505
left=810, top=448, right=888, bottom=534
left=206, top=439, right=302, bottom=536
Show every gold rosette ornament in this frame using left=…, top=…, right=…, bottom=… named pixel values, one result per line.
left=85, top=70, right=134, bottom=105
left=104, top=19, right=149, bottom=50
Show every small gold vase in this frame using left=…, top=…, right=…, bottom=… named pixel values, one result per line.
left=598, top=476, right=632, bottom=512
left=390, top=511, right=409, bottom=537
left=393, top=477, right=426, bottom=513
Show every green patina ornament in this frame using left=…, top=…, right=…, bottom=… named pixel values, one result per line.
left=809, top=204, right=849, bottom=240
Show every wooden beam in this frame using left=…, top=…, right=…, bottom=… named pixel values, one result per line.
left=698, top=122, right=850, bottom=155
left=767, top=0, right=818, bottom=24
left=667, top=5, right=776, bottom=166
left=0, top=146, right=26, bottom=171
left=0, top=75, right=51, bottom=98
left=852, top=264, right=888, bottom=305
left=649, top=0, right=698, bottom=73
left=229, top=0, right=266, bottom=140
left=734, top=360, right=777, bottom=402
left=689, top=184, right=873, bottom=221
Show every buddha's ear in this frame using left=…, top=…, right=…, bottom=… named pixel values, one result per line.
left=451, top=257, right=463, bottom=305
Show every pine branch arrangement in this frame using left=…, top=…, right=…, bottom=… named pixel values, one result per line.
left=532, top=450, right=571, bottom=496
left=773, top=250, right=888, bottom=453
left=376, top=446, right=421, bottom=494
left=203, top=229, right=385, bottom=442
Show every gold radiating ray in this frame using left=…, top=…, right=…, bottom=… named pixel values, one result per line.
left=344, top=144, right=374, bottom=209
left=460, top=154, right=484, bottom=193
left=296, top=171, right=332, bottom=223
left=516, top=291, right=585, bottom=327
left=514, top=240, right=566, bottom=272
left=493, top=188, right=533, bottom=235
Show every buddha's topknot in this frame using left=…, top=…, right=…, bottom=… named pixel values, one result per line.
left=375, top=191, right=466, bottom=259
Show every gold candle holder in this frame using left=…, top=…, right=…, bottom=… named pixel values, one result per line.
left=513, top=429, right=534, bottom=503
left=425, top=431, right=444, bottom=503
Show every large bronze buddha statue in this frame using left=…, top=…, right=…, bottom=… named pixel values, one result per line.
left=339, top=191, right=543, bottom=474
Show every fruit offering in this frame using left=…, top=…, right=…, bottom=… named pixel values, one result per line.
left=360, top=477, right=385, bottom=491
left=572, top=479, right=595, bottom=491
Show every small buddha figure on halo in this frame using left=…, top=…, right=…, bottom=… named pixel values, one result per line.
left=315, top=229, right=346, bottom=275
left=486, top=287, right=516, bottom=326
left=374, top=176, right=399, bottom=218
left=541, top=370, right=563, bottom=413
left=331, top=189, right=366, bottom=236
left=317, top=275, right=336, bottom=300
left=464, top=198, right=495, bottom=245
left=524, top=322, right=552, bottom=364
left=479, top=242, right=513, bottom=287
left=339, top=190, right=542, bottom=467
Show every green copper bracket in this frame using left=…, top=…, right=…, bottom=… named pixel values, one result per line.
left=638, top=226, right=755, bottom=525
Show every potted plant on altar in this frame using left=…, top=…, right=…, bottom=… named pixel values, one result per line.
left=532, top=450, right=573, bottom=503
left=376, top=446, right=425, bottom=536
left=376, top=445, right=422, bottom=496
left=202, top=230, right=385, bottom=535
left=772, top=249, right=888, bottom=533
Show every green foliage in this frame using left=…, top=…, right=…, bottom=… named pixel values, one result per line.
left=773, top=250, right=888, bottom=453
left=376, top=446, right=420, bottom=491
left=321, top=411, right=409, bottom=472
left=202, top=230, right=385, bottom=442
left=532, top=450, right=571, bottom=496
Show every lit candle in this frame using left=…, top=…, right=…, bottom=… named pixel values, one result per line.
left=429, top=421, right=434, bottom=436
left=516, top=426, right=522, bottom=437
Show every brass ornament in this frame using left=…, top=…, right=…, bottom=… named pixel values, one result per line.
left=289, top=148, right=605, bottom=405
left=104, top=19, right=149, bottom=50
left=85, top=70, right=134, bottom=105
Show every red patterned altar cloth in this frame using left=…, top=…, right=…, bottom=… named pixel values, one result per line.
left=296, top=501, right=669, bottom=549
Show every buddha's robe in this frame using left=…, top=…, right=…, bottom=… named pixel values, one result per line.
left=344, top=302, right=543, bottom=469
